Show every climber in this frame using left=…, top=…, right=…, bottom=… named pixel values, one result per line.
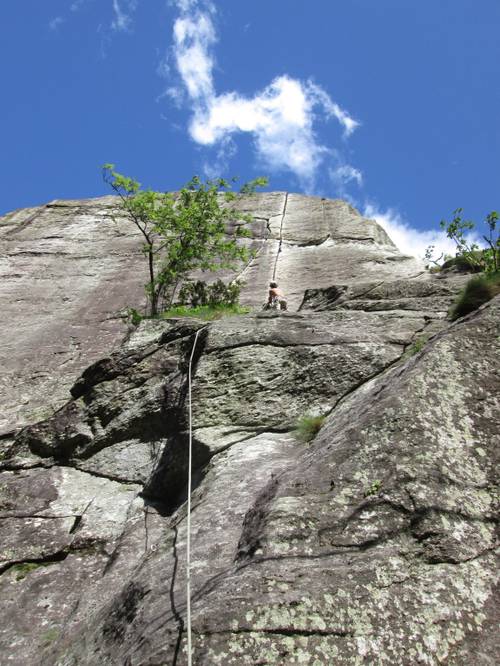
left=266, top=281, right=288, bottom=310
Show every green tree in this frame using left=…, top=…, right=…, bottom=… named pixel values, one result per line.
left=103, top=165, right=267, bottom=315
left=437, top=208, right=499, bottom=273
left=239, top=177, right=270, bottom=194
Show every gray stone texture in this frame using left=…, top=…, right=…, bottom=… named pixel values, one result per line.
left=0, top=194, right=498, bottom=665
left=0, top=193, right=422, bottom=434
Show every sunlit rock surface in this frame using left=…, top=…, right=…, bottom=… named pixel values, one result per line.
left=0, top=194, right=498, bottom=665
left=0, top=193, right=422, bottom=434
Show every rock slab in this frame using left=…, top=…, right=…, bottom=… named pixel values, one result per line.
left=0, top=194, right=498, bottom=665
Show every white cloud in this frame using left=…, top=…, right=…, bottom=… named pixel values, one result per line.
left=306, top=81, right=359, bottom=137
left=173, top=6, right=216, bottom=102
left=156, top=57, right=171, bottom=79
left=169, top=0, right=359, bottom=190
left=70, top=0, right=86, bottom=11
left=174, top=0, right=211, bottom=14
left=111, top=0, right=138, bottom=32
left=363, top=203, right=483, bottom=261
left=330, top=165, right=363, bottom=189
left=49, top=16, right=65, bottom=31
left=202, top=135, right=237, bottom=179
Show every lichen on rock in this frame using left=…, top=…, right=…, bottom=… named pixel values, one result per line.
left=0, top=194, right=498, bottom=665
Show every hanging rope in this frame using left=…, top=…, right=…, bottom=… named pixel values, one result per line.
left=186, top=326, right=206, bottom=666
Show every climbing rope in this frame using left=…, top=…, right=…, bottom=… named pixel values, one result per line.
left=186, top=326, right=206, bottom=666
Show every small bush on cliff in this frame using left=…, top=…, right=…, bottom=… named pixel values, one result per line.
left=449, top=272, right=500, bottom=320
left=178, top=279, right=243, bottom=308
left=440, top=252, right=485, bottom=273
left=364, top=480, right=382, bottom=497
left=295, top=414, right=326, bottom=442
left=425, top=208, right=499, bottom=272
left=126, top=281, right=248, bottom=323
left=103, top=165, right=267, bottom=316
left=127, top=307, right=143, bottom=326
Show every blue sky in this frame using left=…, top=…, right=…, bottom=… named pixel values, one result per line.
left=1, top=0, right=498, bottom=257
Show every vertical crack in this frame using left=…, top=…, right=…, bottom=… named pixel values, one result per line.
left=272, top=192, right=288, bottom=280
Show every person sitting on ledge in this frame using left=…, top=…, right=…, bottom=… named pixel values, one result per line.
left=266, top=281, right=288, bottom=311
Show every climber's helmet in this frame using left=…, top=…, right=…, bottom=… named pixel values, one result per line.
left=269, top=282, right=278, bottom=288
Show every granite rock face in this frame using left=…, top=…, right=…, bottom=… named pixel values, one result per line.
left=0, top=194, right=421, bottom=434
left=0, top=194, right=498, bottom=665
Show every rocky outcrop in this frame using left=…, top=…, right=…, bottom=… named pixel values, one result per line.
left=0, top=194, right=498, bottom=665
left=0, top=194, right=422, bottom=435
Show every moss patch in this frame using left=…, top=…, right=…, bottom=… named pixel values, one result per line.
left=11, top=561, right=54, bottom=581
left=40, top=628, right=59, bottom=645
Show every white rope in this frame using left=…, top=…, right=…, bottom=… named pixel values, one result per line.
left=186, top=326, right=205, bottom=666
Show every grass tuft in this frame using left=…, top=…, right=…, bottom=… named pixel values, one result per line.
left=406, top=335, right=429, bottom=357
left=294, top=414, right=326, bottom=442
left=449, top=272, right=500, bottom=321
left=160, top=303, right=250, bottom=321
